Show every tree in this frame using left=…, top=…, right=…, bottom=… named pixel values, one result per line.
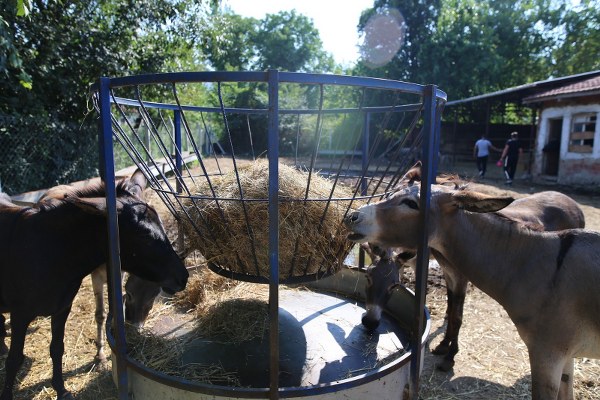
left=354, top=0, right=563, bottom=100
left=203, top=9, right=335, bottom=73
left=550, top=0, right=600, bottom=76
left=0, top=0, right=217, bottom=192
left=1, top=0, right=215, bottom=119
left=253, top=10, right=333, bottom=72
left=201, top=12, right=258, bottom=71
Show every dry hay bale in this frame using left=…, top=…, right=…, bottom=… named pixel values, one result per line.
left=179, top=160, right=359, bottom=280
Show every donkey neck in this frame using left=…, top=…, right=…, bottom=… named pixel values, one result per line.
left=431, top=210, right=551, bottom=305
left=32, top=203, right=110, bottom=278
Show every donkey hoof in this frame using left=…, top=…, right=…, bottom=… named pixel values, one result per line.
left=435, top=358, right=455, bottom=372
left=58, top=391, right=75, bottom=400
left=431, top=343, right=450, bottom=356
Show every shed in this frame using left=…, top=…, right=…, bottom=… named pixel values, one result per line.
left=442, top=70, right=600, bottom=185
left=523, top=75, right=600, bottom=185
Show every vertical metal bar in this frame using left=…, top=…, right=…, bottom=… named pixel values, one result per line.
left=98, top=77, right=129, bottom=400
left=358, top=111, right=370, bottom=269
left=409, top=85, right=437, bottom=400
left=174, top=109, right=185, bottom=254
left=267, top=69, right=280, bottom=400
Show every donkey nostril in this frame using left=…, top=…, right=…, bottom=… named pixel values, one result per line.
left=361, top=312, right=380, bottom=331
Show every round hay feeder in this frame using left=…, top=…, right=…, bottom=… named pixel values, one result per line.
left=93, top=71, right=446, bottom=399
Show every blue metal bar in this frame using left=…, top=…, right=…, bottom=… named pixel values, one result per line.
left=358, top=111, right=370, bottom=270
left=98, top=77, right=129, bottom=400
left=267, top=69, right=280, bottom=399
left=174, top=109, right=183, bottom=194
left=91, top=71, right=440, bottom=97
left=409, top=84, right=437, bottom=399
left=111, top=95, right=425, bottom=115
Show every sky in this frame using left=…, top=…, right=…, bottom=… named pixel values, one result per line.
left=222, top=0, right=374, bottom=66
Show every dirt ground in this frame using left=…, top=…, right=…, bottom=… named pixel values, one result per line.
left=1, top=166, right=600, bottom=399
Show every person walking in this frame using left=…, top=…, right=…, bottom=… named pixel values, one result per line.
left=500, top=131, right=523, bottom=185
left=473, top=134, right=501, bottom=178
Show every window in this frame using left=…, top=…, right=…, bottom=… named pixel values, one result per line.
left=569, top=113, right=596, bottom=153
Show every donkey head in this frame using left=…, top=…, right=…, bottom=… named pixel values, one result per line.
left=124, top=275, right=161, bottom=328
left=344, top=162, right=514, bottom=249
left=70, top=170, right=188, bottom=294
left=362, top=253, right=400, bottom=330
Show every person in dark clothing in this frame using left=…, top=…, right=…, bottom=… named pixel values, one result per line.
left=500, top=131, right=523, bottom=185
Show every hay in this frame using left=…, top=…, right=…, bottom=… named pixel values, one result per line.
left=125, top=325, right=241, bottom=386
left=179, top=160, right=357, bottom=280
left=174, top=271, right=270, bottom=343
left=126, top=268, right=271, bottom=385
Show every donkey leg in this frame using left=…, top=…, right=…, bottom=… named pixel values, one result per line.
left=432, top=262, right=469, bottom=372
left=0, top=314, right=8, bottom=355
left=431, top=286, right=453, bottom=355
left=91, top=268, right=107, bottom=364
left=529, top=349, right=564, bottom=400
left=50, top=304, right=75, bottom=400
left=558, top=358, right=574, bottom=400
left=0, top=313, right=34, bottom=400
left=434, top=287, right=466, bottom=372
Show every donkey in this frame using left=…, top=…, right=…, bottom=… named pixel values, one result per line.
left=360, top=163, right=585, bottom=372
left=39, top=179, right=162, bottom=364
left=0, top=170, right=188, bottom=400
left=344, top=179, right=600, bottom=400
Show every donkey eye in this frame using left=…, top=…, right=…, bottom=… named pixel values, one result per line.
left=401, top=199, right=419, bottom=209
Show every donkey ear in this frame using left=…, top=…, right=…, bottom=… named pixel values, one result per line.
left=401, top=161, right=422, bottom=185
left=128, top=169, right=148, bottom=197
left=450, top=191, right=514, bottom=213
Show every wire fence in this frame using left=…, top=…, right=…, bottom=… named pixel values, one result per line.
left=0, top=114, right=99, bottom=194
left=0, top=113, right=208, bottom=195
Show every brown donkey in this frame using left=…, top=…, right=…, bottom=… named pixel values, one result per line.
left=345, top=176, right=598, bottom=400
left=360, top=163, right=584, bottom=372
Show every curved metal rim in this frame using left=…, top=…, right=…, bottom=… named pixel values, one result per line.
left=206, top=262, right=339, bottom=285
left=90, top=70, right=447, bottom=103
left=106, top=284, right=431, bottom=398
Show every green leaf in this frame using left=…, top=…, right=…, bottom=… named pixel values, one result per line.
left=16, top=0, right=31, bottom=17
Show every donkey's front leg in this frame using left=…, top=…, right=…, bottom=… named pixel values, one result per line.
left=0, top=313, right=34, bottom=400
left=91, top=268, right=107, bottom=364
left=529, top=348, right=565, bottom=400
left=558, top=358, right=574, bottom=400
left=432, top=261, right=469, bottom=372
left=50, top=304, right=75, bottom=400
left=0, top=314, right=8, bottom=355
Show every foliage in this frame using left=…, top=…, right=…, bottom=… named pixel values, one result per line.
left=2, top=0, right=600, bottom=192
left=202, top=9, right=335, bottom=73
left=550, top=0, right=600, bottom=76
left=1, top=0, right=214, bottom=119
left=354, top=0, right=564, bottom=101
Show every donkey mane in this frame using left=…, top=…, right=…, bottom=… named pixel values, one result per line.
left=38, top=179, right=134, bottom=212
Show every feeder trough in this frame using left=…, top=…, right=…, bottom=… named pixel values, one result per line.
left=110, top=267, right=431, bottom=399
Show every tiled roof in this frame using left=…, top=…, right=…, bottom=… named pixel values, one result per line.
left=523, top=76, right=600, bottom=103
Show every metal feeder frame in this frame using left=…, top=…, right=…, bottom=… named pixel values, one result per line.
left=92, top=70, right=446, bottom=400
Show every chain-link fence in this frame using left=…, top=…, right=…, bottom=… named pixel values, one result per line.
left=0, top=114, right=99, bottom=194
left=0, top=113, right=208, bottom=195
